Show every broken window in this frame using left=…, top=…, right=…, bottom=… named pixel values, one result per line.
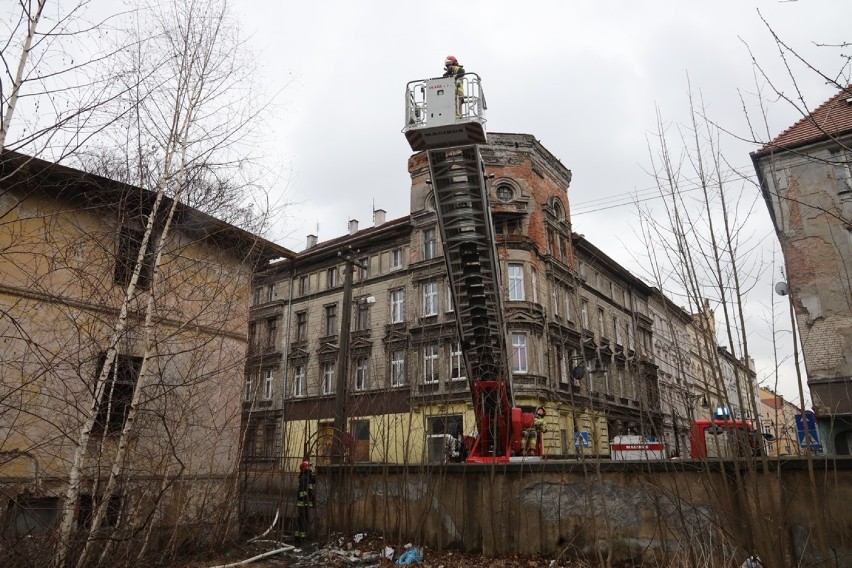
left=93, top=353, right=142, bottom=435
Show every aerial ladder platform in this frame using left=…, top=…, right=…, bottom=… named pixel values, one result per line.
left=403, top=73, right=542, bottom=462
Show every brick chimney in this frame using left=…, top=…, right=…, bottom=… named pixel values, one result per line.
left=374, top=209, right=386, bottom=226
left=348, top=219, right=359, bottom=235
left=306, top=234, right=317, bottom=249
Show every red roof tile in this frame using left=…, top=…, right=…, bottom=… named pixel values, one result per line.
left=756, top=86, right=852, bottom=154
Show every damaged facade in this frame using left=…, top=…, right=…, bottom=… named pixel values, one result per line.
left=0, top=152, right=291, bottom=558
left=751, top=86, right=852, bottom=454
left=243, top=133, right=758, bottom=469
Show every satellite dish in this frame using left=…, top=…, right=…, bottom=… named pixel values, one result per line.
left=774, top=281, right=788, bottom=296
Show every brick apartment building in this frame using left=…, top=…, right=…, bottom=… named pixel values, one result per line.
left=751, top=86, right=852, bottom=454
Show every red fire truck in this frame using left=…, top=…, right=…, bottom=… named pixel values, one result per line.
left=689, top=419, right=765, bottom=459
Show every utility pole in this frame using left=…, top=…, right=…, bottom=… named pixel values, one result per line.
left=332, top=247, right=365, bottom=464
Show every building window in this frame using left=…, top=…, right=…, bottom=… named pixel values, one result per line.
left=391, top=349, right=406, bottom=387
left=322, top=362, right=335, bottom=394
left=327, top=267, right=339, bottom=289
left=563, top=286, right=571, bottom=321
left=355, top=357, right=370, bottom=390
left=355, top=302, right=371, bottom=331
left=835, top=163, right=852, bottom=194
left=298, top=275, right=309, bottom=295
left=8, top=496, right=60, bottom=536
left=248, top=322, right=259, bottom=351
left=511, top=333, right=528, bottom=373
left=594, top=271, right=601, bottom=289
left=423, top=227, right=437, bottom=260
left=423, top=281, right=438, bottom=317
left=295, top=311, right=307, bottom=342
left=424, top=342, right=439, bottom=383
left=508, top=263, right=524, bottom=301
left=114, top=226, right=155, bottom=290
left=390, top=248, right=403, bottom=270
left=614, top=316, right=622, bottom=345
left=93, top=353, right=142, bottom=434
left=245, top=373, right=254, bottom=402
left=446, top=280, right=454, bottom=312
left=264, top=423, right=277, bottom=457
left=265, top=317, right=277, bottom=349
left=293, top=365, right=305, bottom=397
left=390, top=289, right=405, bottom=323
left=450, top=342, right=466, bottom=380
left=597, top=308, right=605, bottom=339
left=262, top=368, right=274, bottom=400
left=581, top=299, right=589, bottom=329
left=253, top=287, right=264, bottom=305
left=266, top=285, right=275, bottom=302
left=496, top=184, right=513, bottom=202
left=325, top=304, right=337, bottom=336
left=552, top=287, right=560, bottom=319
left=357, top=257, right=369, bottom=280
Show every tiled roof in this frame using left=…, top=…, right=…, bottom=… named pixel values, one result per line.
left=756, top=85, right=852, bottom=154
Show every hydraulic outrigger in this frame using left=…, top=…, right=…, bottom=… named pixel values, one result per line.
left=403, top=72, right=542, bottom=462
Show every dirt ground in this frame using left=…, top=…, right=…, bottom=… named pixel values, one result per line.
left=182, top=533, right=639, bottom=568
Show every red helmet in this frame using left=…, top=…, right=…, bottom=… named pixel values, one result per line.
left=445, top=55, right=458, bottom=66
left=299, top=460, right=311, bottom=471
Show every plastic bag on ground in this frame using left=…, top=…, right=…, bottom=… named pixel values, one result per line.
left=395, top=547, right=423, bottom=565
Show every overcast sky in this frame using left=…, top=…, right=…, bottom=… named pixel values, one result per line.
left=10, top=1, right=848, bottom=405
left=230, top=1, right=852, bottom=405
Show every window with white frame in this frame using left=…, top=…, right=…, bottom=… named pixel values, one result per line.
left=552, top=287, right=560, bottom=319
left=391, top=350, right=406, bottom=387
left=598, top=308, right=605, bottom=338
left=355, top=357, right=369, bottom=390
left=423, top=228, right=437, bottom=260
left=581, top=299, right=589, bottom=329
left=390, top=248, right=403, bottom=270
left=423, top=342, right=439, bottom=383
left=262, top=368, right=274, bottom=400
left=511, top=333, right=528, bottom=373
left=423, top=281, right=438, bottom=317
left=563, top=286, right=571, bottom=321
left=445, top=280, right=454, bottom=312
left=508, top=263, right=525, bottom=301
left=293, top=365, right=305, bottom=397
left=322, top=362, right=335, bottom=394
left=449, top=342, right=466, bottom=380
left=390, top=289, right=405, bottom=323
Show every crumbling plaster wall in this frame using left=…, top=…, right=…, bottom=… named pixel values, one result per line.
left=758, top=139, right=852, bottom=415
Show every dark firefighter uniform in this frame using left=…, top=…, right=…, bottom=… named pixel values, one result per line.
left=295, top=460, right=315, bottom=541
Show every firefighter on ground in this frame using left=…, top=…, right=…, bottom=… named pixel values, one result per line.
left=442, top=55, right=465, bottom=116
left=295, top=459, right=316, bottom=542
left=523, top=407, right=548, bottom=455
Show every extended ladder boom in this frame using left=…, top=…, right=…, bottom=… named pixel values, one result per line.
left=404, top=74, right=538, bottom=462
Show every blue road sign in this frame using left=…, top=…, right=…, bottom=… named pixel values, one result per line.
left=795, top=411, right=822, bottom=449
left=574, top=432, right=590, bottom=448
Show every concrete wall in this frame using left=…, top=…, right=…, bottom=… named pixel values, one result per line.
left=314, top=458, right=852, bottom=566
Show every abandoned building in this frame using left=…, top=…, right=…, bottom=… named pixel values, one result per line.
left=0, top=152, right=292, bottom=552
left=752, top=85, right=852, bottom=454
